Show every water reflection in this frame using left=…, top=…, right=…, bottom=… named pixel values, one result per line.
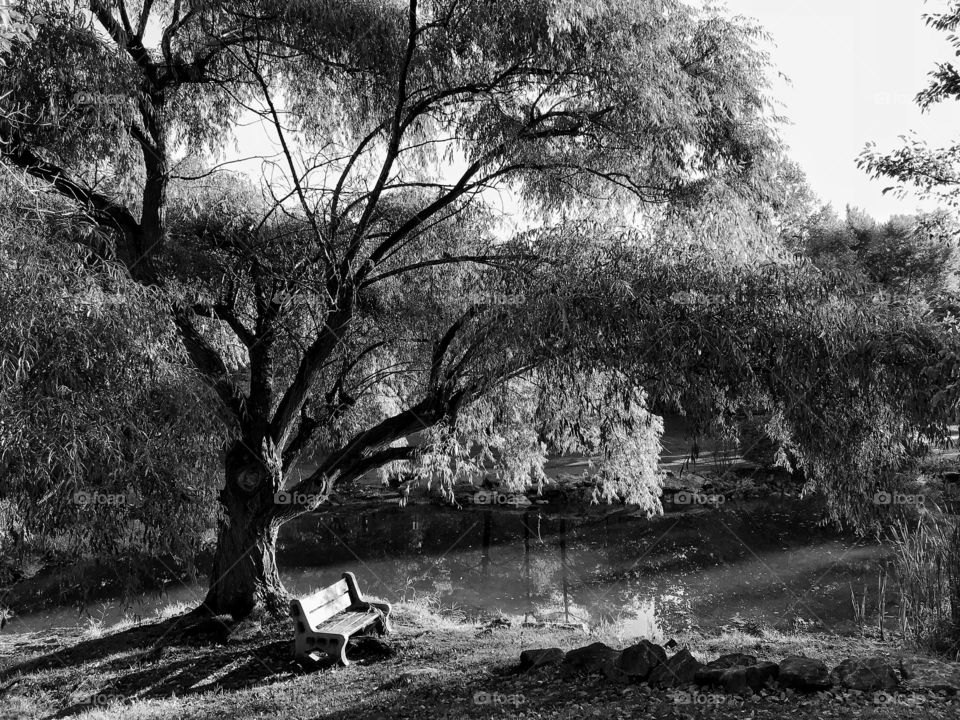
left=282, top=496, right=886, bottom=633
left=5, top=497, right=889, bottom=636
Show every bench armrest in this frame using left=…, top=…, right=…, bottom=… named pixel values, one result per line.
left=355, top=600, right=391, bottom=633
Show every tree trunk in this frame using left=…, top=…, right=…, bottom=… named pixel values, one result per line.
left=202, top=442, right=289, bottom=620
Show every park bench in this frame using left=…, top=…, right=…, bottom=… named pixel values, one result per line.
left=289, top=571, right=391, bottom=665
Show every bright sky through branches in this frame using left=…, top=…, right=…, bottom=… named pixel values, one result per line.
left=723, top=0, right=960, bottom=220
left=222, top=1, right=960, bottom=224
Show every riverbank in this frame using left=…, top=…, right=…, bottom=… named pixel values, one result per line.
left=2, top=602, right=959, bottom=719
left=3, top=494, right=882, bottom=637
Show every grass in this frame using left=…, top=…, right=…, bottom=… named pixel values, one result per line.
left=886, top=505, right=960, bottom=654
left=1, top=600, right=960, bottom=719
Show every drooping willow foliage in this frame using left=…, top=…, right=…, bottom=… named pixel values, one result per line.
left=365, top=218, right=960, bottom=531
left=0, top=187, right=221, bottom=591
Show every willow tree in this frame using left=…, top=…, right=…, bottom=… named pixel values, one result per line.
left=0, top=0, right=784, bottom=618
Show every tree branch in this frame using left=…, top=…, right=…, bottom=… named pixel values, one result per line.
left=270, top=307, right=353, bottom=449
left=275, top=445, right=416, bottom=520
left=0, top=131, right=140, bottom=239
left=431, top=306, right=480, bottom=389
left=89, top=0, right=160, bottom=87
left=244, top=46, right=334, bottom=271
left=287, top=397, right=442, bottom=501
left=344, top=0, right=420, bottom=266
left=172, top=308, right=247, bottom=426
left=135, top=0, right=155, bottom=40
left=190, top=303, right=256, bottom=348
left=361, top=253, right=533, bottom=288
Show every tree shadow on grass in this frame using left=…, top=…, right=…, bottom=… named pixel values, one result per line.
left=1, top=612, right=395, bottom=719
left=1, top=614, right=195, bottom=679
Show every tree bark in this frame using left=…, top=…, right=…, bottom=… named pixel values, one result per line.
left=202, top=441, right=288, bottom=620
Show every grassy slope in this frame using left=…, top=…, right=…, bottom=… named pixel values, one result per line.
left=1, top=603, right=959, bottom=720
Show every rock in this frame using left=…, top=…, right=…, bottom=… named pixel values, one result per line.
left=903, top=658, right=960, bottom=694
left=694, top=666, right=726, bottom=687
left=720, top=661, right=779, bottom=694
left=617, top=640, right=667, bottom=679
left=602, top=662, right=631, bottom=684
left=720, top=667, right=752, bottom=694
left=647, top=648, right=702, bottom=688
left=778, top=656, right=831, bottom=691
left=694, top=652, right=759, bottom=687
left=686, top=473, right=709, bottom=491
left=832, top=657, right=899, bottom=692
left=756, top=661, right=779, bottom=682
left=711, top=653, right=759, bottom=669
left=560, top=642, right=621, bottom=678
left=519, top=647, right=565, bottom=672
left=661, top=476, right=684, bottom=492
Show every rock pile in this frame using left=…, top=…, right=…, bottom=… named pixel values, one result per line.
left=518, top=641, right=932, bottom=697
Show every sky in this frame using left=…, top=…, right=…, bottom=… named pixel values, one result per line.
left=221, top=1, right=959, bottom=224
left=723, top=0, right=960, bottom=220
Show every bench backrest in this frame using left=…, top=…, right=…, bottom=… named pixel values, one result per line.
left=290, top=572, right=365, bottom=627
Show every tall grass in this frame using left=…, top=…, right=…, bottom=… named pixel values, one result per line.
left=848, top=567, right=888, bottom=640
left=889, top=508, right=960, bottom=655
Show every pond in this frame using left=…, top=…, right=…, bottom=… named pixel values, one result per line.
left=4, top=495, right=891, bottom=640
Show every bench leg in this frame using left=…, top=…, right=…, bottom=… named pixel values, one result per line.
left=295, top=635, right=350, bottom=665
left=333, top=636, right=349, bottom=666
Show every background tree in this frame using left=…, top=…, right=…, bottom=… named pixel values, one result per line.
left=797, top=206, right=959, bottom=294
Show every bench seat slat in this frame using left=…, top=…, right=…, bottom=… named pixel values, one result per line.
left=314, top=609, right=379, bottom=635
